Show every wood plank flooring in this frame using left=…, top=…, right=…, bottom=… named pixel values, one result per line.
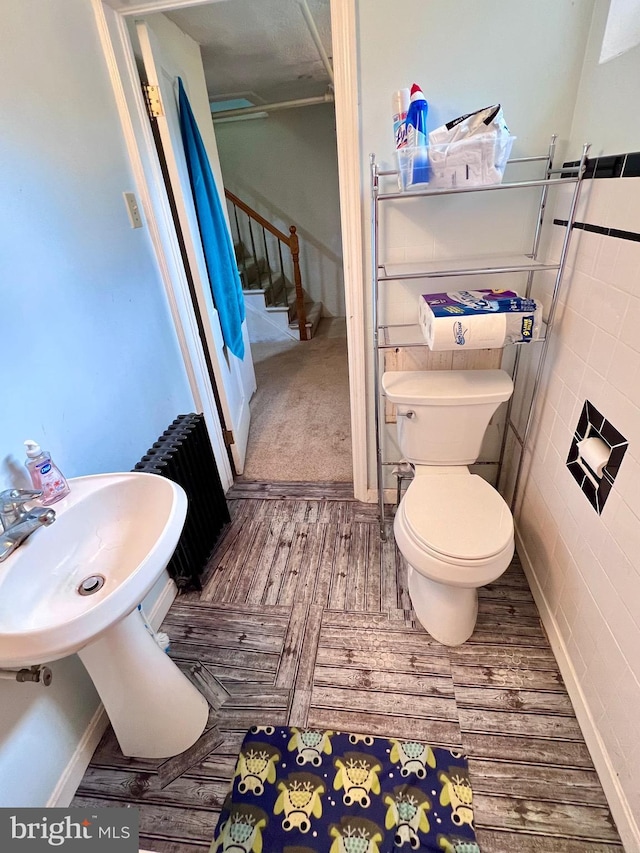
left=73, top=484, right=623, bottom=852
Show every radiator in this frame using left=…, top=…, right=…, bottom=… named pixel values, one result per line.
left=133, top=413, right=230, bottom=591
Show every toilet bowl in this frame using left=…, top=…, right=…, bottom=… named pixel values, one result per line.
left=394, top=467, right=514, bottom=645
left=381, top=369, right=515, bottom=646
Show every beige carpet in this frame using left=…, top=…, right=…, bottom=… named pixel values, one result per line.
left=240, top=319, right=352, bottom=482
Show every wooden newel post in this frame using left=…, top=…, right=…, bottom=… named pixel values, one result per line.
left=289, top=226, right=308, bottom=341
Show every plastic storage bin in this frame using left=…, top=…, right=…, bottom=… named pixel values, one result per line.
left=428, top=134, right=515, bottom=189
left=396, top=146, right=430, bottom=192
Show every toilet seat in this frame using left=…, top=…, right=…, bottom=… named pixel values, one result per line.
left=402, top=471, right=513, bottom=563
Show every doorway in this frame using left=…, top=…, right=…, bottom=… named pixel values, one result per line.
left=143, top=2, right=351, bottom=483
left=96, top=0, right=368, bottom=498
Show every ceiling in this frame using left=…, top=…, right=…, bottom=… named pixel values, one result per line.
left=165, top=0, right=333, bottom=106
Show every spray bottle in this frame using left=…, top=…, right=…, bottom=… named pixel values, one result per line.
left=405, top=83, right=430, bottom=186
left=392, top=88, right=410, bottom=150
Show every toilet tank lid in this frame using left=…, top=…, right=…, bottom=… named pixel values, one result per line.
left=382, top=369, right=513, bottom=406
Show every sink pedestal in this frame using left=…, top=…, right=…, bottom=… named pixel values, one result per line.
left=78, top=609, right=209, bottom=758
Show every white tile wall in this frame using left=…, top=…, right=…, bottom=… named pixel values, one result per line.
left=516, top=175, right=640, bottom=831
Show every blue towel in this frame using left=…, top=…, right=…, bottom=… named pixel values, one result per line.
left=177, top=78, right=245, bottom=360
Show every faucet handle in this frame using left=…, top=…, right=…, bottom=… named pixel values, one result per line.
left=0, top=489, right=43, bottom=509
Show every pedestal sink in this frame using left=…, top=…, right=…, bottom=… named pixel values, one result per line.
left=0, top=473, right=209, bottom=758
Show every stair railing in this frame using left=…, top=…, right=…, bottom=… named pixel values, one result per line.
left=225, top=189, right=309, bottom=341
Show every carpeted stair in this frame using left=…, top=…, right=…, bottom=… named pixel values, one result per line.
left=235, top=241, right=322, bottom=342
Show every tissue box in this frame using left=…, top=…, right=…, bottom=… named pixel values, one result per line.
left=428, top=134, right=515, bottom=189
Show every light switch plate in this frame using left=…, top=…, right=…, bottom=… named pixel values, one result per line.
left=123, top=191, right=143, bottom=229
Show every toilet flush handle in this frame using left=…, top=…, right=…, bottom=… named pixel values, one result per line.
left=398, top=410, right=416, bottom=419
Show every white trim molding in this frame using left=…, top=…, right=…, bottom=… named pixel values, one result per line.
left=516, top=527, right=640, bottom=853
left=330, top=0, right=368, bottom=501
left=103, top=0, right=226, bottom=13
left=92, top=0, right=234, bottom=490
left=95, top=0, right=368, bottom=499
left=46, top=705, right=109, bottom=808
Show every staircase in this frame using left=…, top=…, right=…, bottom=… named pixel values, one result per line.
left=226, top=190, right=323, bottom=342
left=235, top=241, right=322, bottom=342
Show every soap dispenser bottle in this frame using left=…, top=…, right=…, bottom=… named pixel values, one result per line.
left=24, top=440, right=70, bottom=505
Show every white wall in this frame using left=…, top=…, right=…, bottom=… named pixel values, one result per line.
left=356, top=0, right=596, bottom=488
left=215, top=104, right=345, bottom=317
left=570, top=0, right=640, bottom=157
left=0, top=0, right=194, bottom=806
left=512, top=2, right=640, bottom=847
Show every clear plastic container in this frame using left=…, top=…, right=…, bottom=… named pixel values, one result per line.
left=396, top=146, right=431, bottom=192
left=427, top=134, right=516, bottom=189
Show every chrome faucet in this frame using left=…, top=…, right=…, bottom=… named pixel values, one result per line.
left=0, top=489, right=56, bottom=563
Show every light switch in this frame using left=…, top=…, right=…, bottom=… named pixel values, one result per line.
left=123, top=191, right=143, bottom=229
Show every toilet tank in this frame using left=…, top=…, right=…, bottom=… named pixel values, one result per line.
left=382, top=369, right=513, bottom=465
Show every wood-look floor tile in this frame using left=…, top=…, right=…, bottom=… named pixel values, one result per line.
left=467, top=759, right=610, bottom=806
left=274, top=598, right=312, bottom=688
left=73, top=795, right=218, bottom=846
left=315, top=644, right=452, bottom=677
left=177, top=663, right=230, bottom=711
left=473, top=793, right=621, bottom=843
left=311, top=683, right=458, bottom=722
left=462, top=733, right=596, bottom=768
left=454, top=685, right=575, bottom=715
left=138, top=837, right=211, bottom=853
left=155, top=726, right=225, bottom=790
left=475, top=829, right=622, bottom=852
left=306, top=707, right=462, bottom=748
left=288, top=603, right=323, bottom=726
left=314, top=665, right=454, bottom=698
left=72, top=490, right=621, bottom=853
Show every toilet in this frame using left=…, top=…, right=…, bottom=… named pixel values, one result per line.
left=382, top=369, right=515, bottom=646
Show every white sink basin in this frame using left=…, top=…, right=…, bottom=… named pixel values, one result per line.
left=0, top=472, right=209, bottom=758
left=0, top=473, right=186, bottom=667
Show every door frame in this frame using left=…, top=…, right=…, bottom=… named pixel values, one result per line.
left=94, top=0, right=368, bottom=501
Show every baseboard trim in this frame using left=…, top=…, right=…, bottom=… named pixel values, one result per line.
left=148, top=575, right=178, bottom=630
left=47, top=576, right=178, bottom=807
left=365, top=488, right=397, bottom=505
left=516, top=527, right=640, bottom=853
left=46, top=705, right=109, bottom=807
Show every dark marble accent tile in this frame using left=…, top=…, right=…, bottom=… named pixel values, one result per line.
left=566, top=442, right=580, bottom=465
left=566, top=459, right=583, bottom=487
left=576, top=406, right=589, bottom=438
left=568, top=401, right=628, bottom=514
left=600, top=419, right=627, bottom=448
left=585, top=402, right=605, bottom=432
left=622, top=151, right=640, bottom=177
left=606, top=443, right=630, bottom=484
left=594, top=155, right=625, bottom=179
left=580, top=476, right=597, bottom=506
left=564, top=222, right=640, bottom=244
left=563, top=149, right=640, bottom=179
left=610, top=228, right=640, bottom=243
left=583, top=223, right=609, bottom=236
left=561, top=160, right=580, bottom=179
left=597, top=477, right=613, bottom=510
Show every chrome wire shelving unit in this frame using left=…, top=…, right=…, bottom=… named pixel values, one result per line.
left=372, top=136, right=590, bottom=538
